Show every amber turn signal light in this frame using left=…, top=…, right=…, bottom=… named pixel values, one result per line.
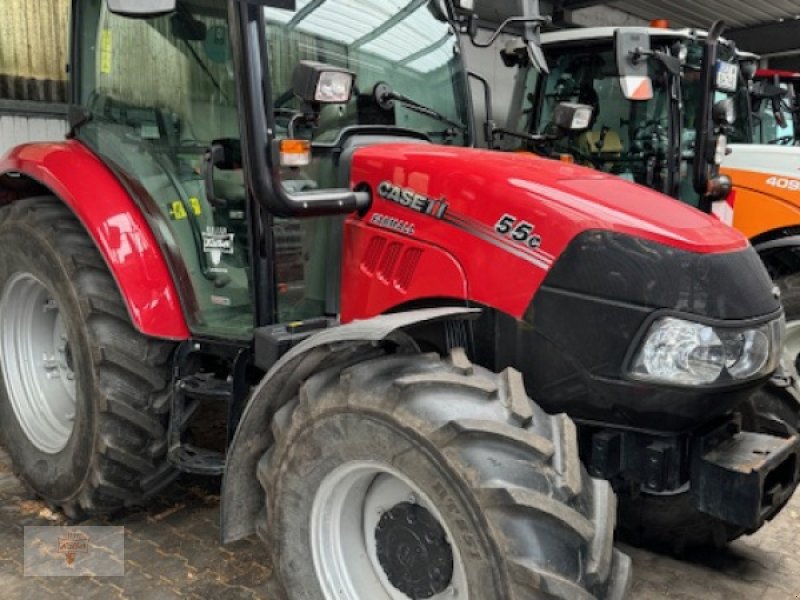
left=280, top=139, right=311, bottom=167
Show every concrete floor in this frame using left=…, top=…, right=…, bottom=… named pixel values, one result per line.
left=1, top=446, right=798, bottom=600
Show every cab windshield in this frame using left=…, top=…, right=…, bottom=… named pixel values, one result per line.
left=263, top=0, right=470, bottom=150
left=522, top=37, right=751, bottom=205
left=527, top=44, right=674, bottom=192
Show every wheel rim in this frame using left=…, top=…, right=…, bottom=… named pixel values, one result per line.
left=0, top=273, right=77, bottom=454
left=311, top=461, right=469, bottom=600
left=783, top=319, right=800, bottom=391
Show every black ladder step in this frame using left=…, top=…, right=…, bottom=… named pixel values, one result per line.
left=167, top=444, right=225, bottom=476
left=178, top=373, right=233, bottom=403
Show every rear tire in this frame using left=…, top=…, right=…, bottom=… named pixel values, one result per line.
left=257, top=349, right=631, bottom=599
left=0, top=197, right=177, bottom=518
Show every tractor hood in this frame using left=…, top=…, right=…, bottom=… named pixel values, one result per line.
left=348, top=143, right=771, bottom=322
left=346, top=144, right=780, bottom=430
left=351, top=144, right=747, bottom=259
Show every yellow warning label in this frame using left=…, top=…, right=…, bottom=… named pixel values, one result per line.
left=99, top=30, right=113, bottom=74
left=169, top=201, right=187, bottom=220
left=189, top=197, right=203, bottom=216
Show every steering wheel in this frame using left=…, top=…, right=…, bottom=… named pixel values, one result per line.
left=631, top=118, right=668, bottom=141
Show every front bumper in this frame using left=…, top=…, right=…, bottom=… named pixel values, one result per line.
left=584, top=414, right=800, bottom=532
left=691, top=424, right=800, bottom=531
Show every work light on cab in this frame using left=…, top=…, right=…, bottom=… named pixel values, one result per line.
left=553, top=102, right=594, bottom=131
left=292, top=60, right=355, bottom=106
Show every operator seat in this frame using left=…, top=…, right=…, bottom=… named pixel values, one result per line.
left=576, top=127, right=624, bottom=166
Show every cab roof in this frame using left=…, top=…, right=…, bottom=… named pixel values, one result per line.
left=540, top=26, right=754, bottom=59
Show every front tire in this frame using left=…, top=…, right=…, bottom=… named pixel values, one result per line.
left=756, top=273, right=800, bottom=434
left=257, top=349, right=631, bottom=599
left=0, top=197, right=177, bottom=517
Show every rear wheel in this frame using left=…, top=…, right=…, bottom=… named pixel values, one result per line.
left=257, top=349, right=631, bottom=599
left=0, top=197, right=177, bottom=517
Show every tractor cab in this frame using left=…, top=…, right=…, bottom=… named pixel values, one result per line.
left=479, top=25, right=752, bottom=209
left=72, top=0, right=473, bottom=339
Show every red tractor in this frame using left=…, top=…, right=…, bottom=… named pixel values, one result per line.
left=0, top=0, right=796, bottom=597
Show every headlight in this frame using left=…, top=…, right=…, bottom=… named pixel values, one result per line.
left=630, top=316, right=784, bottom=386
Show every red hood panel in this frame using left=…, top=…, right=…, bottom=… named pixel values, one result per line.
left=352, top=144, right=746, bottom=254
left=344, top=144, right=748, bottom=319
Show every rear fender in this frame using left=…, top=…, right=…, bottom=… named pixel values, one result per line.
left=220, top=307, right=479, bottom=543
left=0, top=141, right=189, bottom=340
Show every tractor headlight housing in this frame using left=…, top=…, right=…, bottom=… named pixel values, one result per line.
left=630, top=316, right=784, bottom=386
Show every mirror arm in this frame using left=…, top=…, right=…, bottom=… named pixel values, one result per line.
left=231, top=1, right=371, bottom=219
left=692, top=19, right=726, bottom=202
left=470, top=16, right=549, bottom=48
left=467, top=71, right=498, bottom=148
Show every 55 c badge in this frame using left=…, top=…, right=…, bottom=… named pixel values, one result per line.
left=495, top=214, right=542, bottom=249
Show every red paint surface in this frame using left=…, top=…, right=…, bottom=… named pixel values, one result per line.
left=0, top=141, right=189, bottom=340
left=342, top=145, right=748, bottom=321
left=756, top=69, right=800, bottom=80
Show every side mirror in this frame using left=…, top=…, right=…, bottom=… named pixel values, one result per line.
left=553, top=103, right=593, bottom=132
left=739, top=58, right=758, bottom=82
left=614, top=29, right=654, bottom=101
left=712, top=98, right=736, bottom=126
left=107, top=0, right=175, bottom=17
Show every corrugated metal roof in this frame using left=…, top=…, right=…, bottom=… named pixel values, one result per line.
left=606, top=0, right=800, bottom=29
left=265, top=0, right=453, bottom=73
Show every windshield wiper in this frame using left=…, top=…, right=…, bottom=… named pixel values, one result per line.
left=374, top=83, right=466, bottom=132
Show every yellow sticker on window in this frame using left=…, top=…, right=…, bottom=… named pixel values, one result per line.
left=189, top=197, right=203, bottom=216
left=169, top=201, right=188, bottom=220
left=100, top=30, right=113, bottom=74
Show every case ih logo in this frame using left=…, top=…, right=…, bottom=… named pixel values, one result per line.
left=377, top=181, right=448, bottom=219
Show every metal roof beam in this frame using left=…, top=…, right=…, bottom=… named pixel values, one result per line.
left=556, top=0, right=611, bottom=9
left=287, top=0, right=326, bottom=29
left=351, top=0, right=430, bottom=49
left=398, top=32, right=450, bottom=66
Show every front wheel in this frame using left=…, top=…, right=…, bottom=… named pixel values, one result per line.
left=257, top=350, right=631, bottom=599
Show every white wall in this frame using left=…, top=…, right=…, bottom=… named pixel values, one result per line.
left=0, top=115, right=67, bottom=157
